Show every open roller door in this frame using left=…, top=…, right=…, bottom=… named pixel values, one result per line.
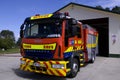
left=80, top=18, right=109, bottom=57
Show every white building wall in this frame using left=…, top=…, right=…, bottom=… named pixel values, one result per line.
left=59, top=4, right=120, bottom=54
left=109, top=16, right=120, bottom=54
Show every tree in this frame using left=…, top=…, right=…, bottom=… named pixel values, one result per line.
left=111, top=6, right=120, bottom=13
left=0, top=30, right=15, bottom=40
left=0, top=38, right=9, bottom=50
left=105, top=7, right=110, bottom=11
left=95, top=5, right=120, bottom=14
left=0, top=30, right=15, bottom=50
left=16, top=37, right=21, bottom=46
left=95, top=5, right=104, bottom=10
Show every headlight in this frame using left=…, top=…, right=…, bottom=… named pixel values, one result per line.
left=52, top=64, right=64, bottom=69
left=20, top=60, right=26, bottom=64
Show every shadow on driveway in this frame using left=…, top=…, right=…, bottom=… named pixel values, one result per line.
left=12, top=68, right=67, bottom=80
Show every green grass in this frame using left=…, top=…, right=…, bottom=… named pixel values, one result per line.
left=109, top=54, right=120, bottom=58
left=0, top=48, right=20, bottom=54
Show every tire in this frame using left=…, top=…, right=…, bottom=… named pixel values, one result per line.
left=68, top=58, right=79, bottom=78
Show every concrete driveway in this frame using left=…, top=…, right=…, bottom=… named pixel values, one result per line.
left=0, top=53, right=120, bottom=80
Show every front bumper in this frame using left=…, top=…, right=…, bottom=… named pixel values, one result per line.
left=20, top=58, right=70, bottom=77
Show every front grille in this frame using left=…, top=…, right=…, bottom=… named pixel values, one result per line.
left=30, top=66, right=47, bottom=71
left=24, top=49, right=54, bottom=59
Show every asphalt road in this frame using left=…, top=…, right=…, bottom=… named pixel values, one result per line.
left=0, top=53, right=120, bottom=80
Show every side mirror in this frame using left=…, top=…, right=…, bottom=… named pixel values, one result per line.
left=20, top=24, right=24, bottom=30
left=20, top=24, right=24, bottom=38
left=20, top=29, right=23, bottom=38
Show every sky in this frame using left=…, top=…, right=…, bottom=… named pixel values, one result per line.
left=0, top=0, right=120, bottom=41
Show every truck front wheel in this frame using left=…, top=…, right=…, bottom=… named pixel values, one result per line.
left=90, top=52, right=96, bottom=63
left=68, top=58, right=79, bottom=78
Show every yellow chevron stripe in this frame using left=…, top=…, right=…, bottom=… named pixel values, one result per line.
left=46, top=62, right=51, bottom=68
left=64, top=46, right=73, bottom=52
left=28, top=68, right=33, bottom=72
left=59, top=69, right=66, bottom=76
left=20, top=58, right=69, bottom=76
left=52, top=69, right=60, bottom=76
left=65, top=46, right=83, bottom=53
left=20, top=64, right=24, bottom=70
left=66, top=69, right=71, bottom=72
left=47, top=69, right=53, bottom=75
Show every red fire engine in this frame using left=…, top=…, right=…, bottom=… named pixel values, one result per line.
left=20, top=12, right=98, bottom=78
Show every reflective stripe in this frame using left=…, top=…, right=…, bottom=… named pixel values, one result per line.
left=23, top=43, right=56, bottom=50
left=64, top=46, right=73, bottom=52
left=80, top=63, right=84, bottom=66
left=80, top=59, right=84, bottom=61
left=65, top=46, right=83, bottom=53
left=87, top=43, right=96, bottom=48
left=80, top=54, right=83, bottom=56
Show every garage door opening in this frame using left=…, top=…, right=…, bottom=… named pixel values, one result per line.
left=80, top=18, right=109, bottom=57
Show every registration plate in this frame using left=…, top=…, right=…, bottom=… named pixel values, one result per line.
left=33, top=62, right=40, bottom=67
left=33, top=62, right=45, bottom=67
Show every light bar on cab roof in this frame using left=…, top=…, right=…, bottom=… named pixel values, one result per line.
left=30, top=14, right=53, bottom=20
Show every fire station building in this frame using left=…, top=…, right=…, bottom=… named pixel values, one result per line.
left=55, top=2, right=120, bottom=57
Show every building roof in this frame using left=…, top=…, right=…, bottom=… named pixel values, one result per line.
left=54, top=2, right=120, bottom=15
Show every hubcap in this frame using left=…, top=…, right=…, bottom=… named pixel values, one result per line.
left=73, top=63, right=78, bottom=73
left=92, top=54, right=95, bottom=61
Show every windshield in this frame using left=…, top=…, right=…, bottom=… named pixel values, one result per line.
left=24, top=19, right=62, bottom=38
